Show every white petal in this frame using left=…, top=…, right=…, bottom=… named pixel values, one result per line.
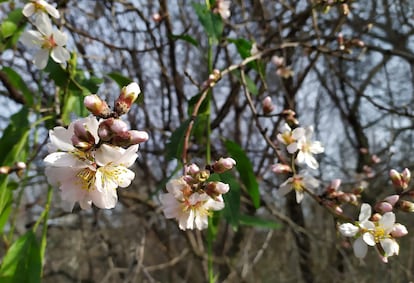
left=53, top=30, right=67, bottom=46
left=292, top=127, right=305, bottom=139
left=35, top=15, right=52, bottom=35
left=48, top=126, right=75, bottom=152
left=178, top=209, right=193, bottom=230
left=51, top=46, right=70, bottom=64
left=359, top=203, right=372, bottom=222
left=89, top=185, right=118, bottom=209
left=205, top=197, right=225, bottom=211
left=287, top=142, right=298, bottom=154
left=159, top=193, right=180, bottom=219
left=194, top=211, right=208, bottom=230
left=20, top=30, right=43, bottom=47
left=380, top=238, right=399, bottom=256
left=379, top=212, right=396, bottom=232
left=362, top=232, right=376, bottom=246
left=33, top=49, right=50, bottom=69
left=22, top=3, right=35, bottom=17
left=295, top=190, right=304, bottom=203
left=44, top=152, right=82, bottom=167
left=44, top=2, right=60, bottom=18
left=339, top=223, right=359, bottom=237
left=353, top=237, right=368, bottom=258
left=310, top=141, right=324, bottom=154
left=278, top=180, right=292, bottom=196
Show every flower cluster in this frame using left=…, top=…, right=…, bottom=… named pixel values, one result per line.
left=44, top=83, right=148, bottom=210
left=213, top=0, right=231, bottom=20
left=20, top=0, right=69, bottom=69
left=338, top=203, right=407, bottom=262
left=272, top=55, right=294, bottom=79
left=273, top=120, right=324, bottom=203
left=159, top=158, right=235, bottom=230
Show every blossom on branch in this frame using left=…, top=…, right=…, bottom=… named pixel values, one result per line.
left=23, top=0, right=60, bottom=24
left=20, top=17, right=69, bottom=69
left=278, top=173, right=319, bottom=203
left=295, top=126, right=324, bottom=169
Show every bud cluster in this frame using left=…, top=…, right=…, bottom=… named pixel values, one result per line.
left=159, top=158, right=236, bottom=230
left=202, top=69, right=221, bottom=89
left=0, top=162, right=27, bottom=177
left=337, top=32, right=365, bottom=54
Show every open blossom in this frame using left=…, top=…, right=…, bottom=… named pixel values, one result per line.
left=295, top=126, right=324, bottom=169
left=20, top=17, right=69, bottom=69
left=278, top=173, right=319, bottom=203
left=44, top=116, right=138, bottom=210
left=160, top=177, right=228, bottom=230
left=338, top=203, right=406, bottom=261
left=277, top=123, right=305, bottom=154
left=23, top=0, right=60, bottom=24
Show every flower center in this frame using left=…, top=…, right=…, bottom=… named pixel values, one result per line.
left=76, top=167, right=96, bottom=191
left=42, top=35, right=57, bottom=49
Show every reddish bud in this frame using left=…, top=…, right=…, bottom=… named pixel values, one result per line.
left=114, top=82, right=141, bottom=115
left=84, top=95, right=111, bottom=118
left=72, top=121, right=96, bottom=151
left=371, top=213, right=382, bottom=222
left=271, top=163, right=292, bottom=174
left=186, top=164, right=200, bottom=175
left=262, top=96, right=275, bottom=114
left=212, top=157, right=236, bottom=174
left=375, top=201, right=393, bottom=213
left=384, top=195, right=399, bottom=206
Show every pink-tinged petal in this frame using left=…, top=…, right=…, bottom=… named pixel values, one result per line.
left=362, top=232, right=376, bottom=246
left=165, top=178, right=186, bottom=200
left=33, top=49, right=50, bottom=69
left=360, top=220, right=375, bottom=230
left=278, top=179, right=292, bottom=196
left=353, top=237, right=368, bottom=258
left=22, top=3, right=35, bottom=17
left=380, top=238, right=399, bottom=257
left=20, top=30, right=43, bottom=47
left=48, top=126, right=75, bottom=152
left=295, top=190, right=304, bottom=203
left=95, top=144, right=124, bottom=166
left=359, top=203, right=372, bottom=222
left=95, top=167, right=119, bottom=192
left=51, top=46, right=70, bottom=64
left=117, top=144, right=139, bottom=167
left=179, top=209, right=194, bottom=230
left=215, top=182, right=230, bottom=194
left=159, top=193, right=180, bottom=219
left=44, top=152, right=83, bottom=167
left=338, top=223, right=359, bottom=237
left=379, top=212, right=396, bottom=232
left=88, top=185, right=118, bottom=209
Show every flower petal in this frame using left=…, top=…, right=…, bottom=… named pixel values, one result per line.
left=379, top=212, right=395, bottom=232
left=353, top=237, right=368, bottom=258
left=362, top=232, right=376, bottom=246
left=359, top=203, right=372, bottom=222
left=22, top=3, right=35, bottom=17
left=33, top=49, right=50, bottom=69
left=51, top=46, right=70, bottom=64
left=339, top=223, right=359, bottom=237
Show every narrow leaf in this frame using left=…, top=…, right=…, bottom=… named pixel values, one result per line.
left=169, top=34, right=199, bottom=47
left=220, top=172, right=240, bottom=229
left=166, top=119, right=191, bottom=160
left=239, top=214, right=280, bottom=229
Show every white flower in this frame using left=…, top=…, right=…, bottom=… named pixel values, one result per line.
left=295, top=126, right=324, bottom=169
left=44, top=116, right=138, bottom=210
left=278, top=174, right=319, bottom=203
left=339, top=203, right=404, bottom=261
left=20, top=17, right=69, bottom=69
left=277, top=123, right=305, bottom=154
left=23, top=0, right=60, bottom=23
left=159, top=178, right=225, bottom=230
left=216, top=0, right=231, bottom=19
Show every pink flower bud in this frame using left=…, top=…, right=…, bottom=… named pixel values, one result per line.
left=402, top=168, right=411, bottom=186
left=371, top=213, right=382, bottom=222
left=212, top=157, right=236, bottom=174
left=384, top=195, right=399, bottom=206
left=114, top=82, right=141, bottom=115
left=205, top=181, right=229, bottom=197
left=262, top=96, right=275, bottom=114
left=375, top=201, right=393, bottom=213
left=371, top=154, right=381, bottom=164
left=109, top=119, right=128, bottom=134
left=152, top=13, right=162, bottom=22
left=84, top=95, right=111, bottom=117
left=186, top=164, right=200, bottom=176
left=330, top=179, right=341, bottom=190
left=272, top=55, right=284, bottom=67
left=271, top=163, right=292, bottom=174
left=390, top=169, right=404, bottom=189
left=391, top=223, right=408, bottom=238
left=72, top=121, right=95, bottom=150
left=129, top=130, right=149, bottom=144
left=215, top=181, right=230, bottom=194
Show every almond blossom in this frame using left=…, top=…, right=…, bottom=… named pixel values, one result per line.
left=214, top=0, right=231, bottom=19
left=20, top=17, right=69, bottom=69
left=277, top=123, right=305, bottom=154
left=44, top=116, right=139, bottom=210
left=295, top=126, right=324, bottom=169
left=278, top=173, right=319, bottom=203
left=338, top=203, right=406, bottom=262
left=22, top=0, right=60, bottom=24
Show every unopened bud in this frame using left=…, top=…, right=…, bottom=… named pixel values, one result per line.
left=375, top=201, right=393, bottom=213
left=330, top=179, right=341, bottom=190
left=114, top=82, right=141, bottom=115
left=186, top=164, right=200, bottom=176
left=152, top=13, right=162, bottom=22
left=271, top=163, right=292, bottom=174
left=371, top=213, right=382, bottom=222
left=84, top=95, right=111, bottom=118
left=262, top=96, right=275, bottom=114
left=205, top=181, right=229, bottom=197
left=402, top=168, right=411, bottom=186
left=212, top=157, right=236, bottom=174
left=341, top=3, right=349, bottom=15
left=129, top=130, right=149, bottom=144
left=338, top=194, right=351, bottom=203
left=371, top=154, right=381, bottom=164
left=0, top=166, right=10, bottom=174
left=109, top=118, right=128, bottom=134
left=15, top=162, right=26, bottom=170
left=272, top=56, right=284, bottom=67
left=72, top=121, right=96, bottom=151
left=391, top=223, right=408, bottom=238
left=384, top=195, right=399, bottom=206
left=399, top=200, right=414, bottom=212
left=390, top=169, right=403, bottom=190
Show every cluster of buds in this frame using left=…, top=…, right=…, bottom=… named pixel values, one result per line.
left=44, top=82, right=149, bottom=210
left=160, top=158, right=235, bottom=230
left=272, top=56, right=294, bottom=79
left=321, top=179, right=361, bottom=214
left=202, top=69, right=221, bottom=89
left=337, top=32, right=365, bottom=53
left=0, top=162, right=27, bottom=177
left=389, top=168, right=411, bottom=192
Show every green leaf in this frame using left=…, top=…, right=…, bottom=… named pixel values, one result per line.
left=192, top=2, right=223, bottom=43
left=228, top=38, right=252, bottom=59
left=0, top=231, right=42, bottom=283
left=169, top=34, right=199, bottom=47
left=0, top=177, right=12, bottom=235
left=239, top=215, right=280, bottom=229
left=0, top=67, right=34, bottom=106
left=166, top=119, right=191, bottom=160
left=1, top=21, right=17, bottom=38
left=107, top=72, right=133, bottom=88
left=220, top=172, right=240, bottom=229
left=244, top=74, right=258, bottom=95
left=224, top=139, right=260, bottom=208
